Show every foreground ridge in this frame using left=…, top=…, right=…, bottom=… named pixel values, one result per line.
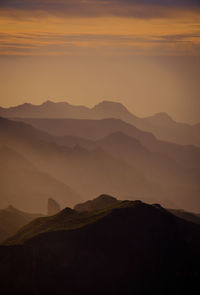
left=1, top=198, right=200, bottom=295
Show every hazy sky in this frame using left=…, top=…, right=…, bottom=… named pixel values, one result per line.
left=0, top=0, right=200, bottom=123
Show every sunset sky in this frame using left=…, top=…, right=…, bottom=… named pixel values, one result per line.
left=0, top=0, right=200, bottom=123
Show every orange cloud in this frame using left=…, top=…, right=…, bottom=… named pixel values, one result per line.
left=0, top=1, right=199, bottom=56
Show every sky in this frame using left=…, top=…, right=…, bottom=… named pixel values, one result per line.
left=0, top=0, right=200, bottom=123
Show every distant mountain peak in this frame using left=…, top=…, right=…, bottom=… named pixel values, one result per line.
left=16, top=102, right=33, bottom=109
left=152, top=112, right=173, bottom=121
left=42, top=100, right=69, bottom=106
left=42, top=100, right=55, bottom=105
left=95, top=194, right=118, bottom=202
left=93, top=100, right=129, bottom=112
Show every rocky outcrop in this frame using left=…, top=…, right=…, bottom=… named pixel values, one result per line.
left=47, top=198, right=61, bottom=215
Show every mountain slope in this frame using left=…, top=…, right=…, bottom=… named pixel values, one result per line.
left=0, top=117, right=164, bottom=206
left=139, top=112, right=200, bottom=146
left=93, top=101, right=200, bottom=146
left=0, top=146, right=82, bottom=213
left=16, top=117, right=200, bottom=171
left=68, top=132, right=200, bottom=210
left=74, top=194, right=119, bottom=212
left=0, top=206, right=42, bottom=243
left=1, top=200, right=200, bottom=294
left=1, top=117, right=200, bottom=211
left=170, top=209, right=200, bottom=224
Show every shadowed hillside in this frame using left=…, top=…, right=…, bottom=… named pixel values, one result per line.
left=74, top=194, right=119, bottom=211
left=1, top=199, right=200, bottom=294
left=0, top=206, right=42, bottom=243
left=169, top=209, right=200, bottom=224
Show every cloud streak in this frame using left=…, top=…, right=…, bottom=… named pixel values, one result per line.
left=0, top=1, right=199, bottom=56
left=0, top=0, right=200, bottom=19
left=0, top=31, right=199, bottom=56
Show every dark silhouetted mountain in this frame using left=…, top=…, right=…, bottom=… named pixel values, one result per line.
left=74, top=194, right=119, bottom=211
left=1, top=100, right=200, bottom=146
left=0, top=145, right=82, bottom=213
left=47, top=198, right=61, bottom=215
left=169, top=209, right=200, bottom=224
left=1, top=200, right=200, bottom=294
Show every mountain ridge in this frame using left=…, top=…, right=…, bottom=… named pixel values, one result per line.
left=1, top=100, right=199, bottom=146
left=1, top=116, right=200, bottom=212
left=1, top=198, right=200, bottom=294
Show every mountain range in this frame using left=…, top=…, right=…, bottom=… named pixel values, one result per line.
left=0, top=117, right=161, bottom=208
left=1, top=100, right=200, bottom=146
left=13, top=117, right=200, bottom=170
left=1, top=197, right=200, bottom=295
left=1, top=116, right=200, bottom=212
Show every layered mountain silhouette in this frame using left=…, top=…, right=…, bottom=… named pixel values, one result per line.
left=16, top=117, right=200, bottom=170
left=0, top=205, right=42, bottom=243
left=1, top=100, right=200, bottom=146
left=1, top=198, right=200, bottom=294
left=0, top=117, right=163, bottom=207
left=1, top=116, right=200, bottom=211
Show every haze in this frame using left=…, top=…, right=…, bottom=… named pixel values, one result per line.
left=1, top=3, right=200, bottom=292
left=0, top=0, right=200, bottom=123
